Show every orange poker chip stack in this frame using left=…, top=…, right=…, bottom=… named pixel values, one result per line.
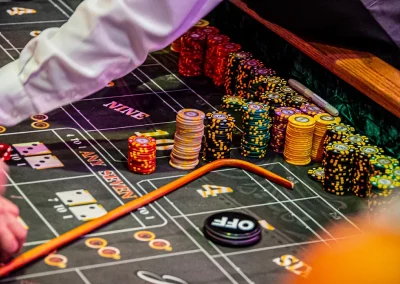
left=311, top=113, right=341, bottom=162
left=170, top=109, right=205, bottom=170
left=283, top=114, right=316, bottom=166
left=128, top=136, right=156, bottom=174
left=204, top=34, right=230, bottom=78
left=213, top=43, right=241, bottom=87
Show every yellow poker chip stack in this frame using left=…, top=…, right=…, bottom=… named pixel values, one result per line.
left=283, top=114, right=316, bottom=166
left=170, top=109, right=205, bottom=170
left=311, top=113, right=341, bottom=162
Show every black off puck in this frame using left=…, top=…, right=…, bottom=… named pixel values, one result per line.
left=203, top=212, right=262, bottom=247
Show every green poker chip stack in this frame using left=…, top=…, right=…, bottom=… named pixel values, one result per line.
left=239, top=102, right=271, bottom=158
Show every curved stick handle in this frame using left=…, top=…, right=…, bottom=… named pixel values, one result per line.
left=0, top=159, right=293, bottom=277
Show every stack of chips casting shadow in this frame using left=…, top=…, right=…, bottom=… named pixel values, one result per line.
left=246, top=68, right=277, bottom=101
left=213, top=43, right=241, bottom=87
left=350, top=145, right=383, bottom=197
left=203, top=212, right=262, bottom=247
left=224, top=51, right=252, bottom=96
left=300, top=103, right=324, bottom=117
left=367, top=174, right=400, bottom=215
left=128, top=136, right=156, bottom=175
left=235, top=59, right=264, bottom=99
left=178, top=30, right=206, bottom=77
left=202, top=111, right=235, bottom=162
left=322, top=141, right=356, bottom=195
left=170, top=109, right=205, bottom=170
left=311, top=113, right=341, bottom=162
left=279, top=86, right=299, bottom=98
left=283, top=114, right=315, bottom=165
left=269, top=107, right=301, bottom=153
left=204, top=34, right=230, bottom=78
left=171, top=19, right=209, bottom=52
left=240, top=102, right=271, bottom=158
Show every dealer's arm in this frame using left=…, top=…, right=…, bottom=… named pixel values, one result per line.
left=0, top=0, right=222, bottom=127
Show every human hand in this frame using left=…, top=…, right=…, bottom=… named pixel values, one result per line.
left=0, top=161, right=27, bottom=263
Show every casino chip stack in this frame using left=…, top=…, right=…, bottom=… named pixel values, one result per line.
left=221, top=95, right=245, bottom=112
left=369, top=155, right=399, bottom=177
left=283, top=114, right=315, bottom=165
left=248, top=76, right=286, bottom=102
left=240, top=102, right=271, bottom=158
left=259, top=92, right=286, bottom=116
left=269, top=107, right=301, bottom=153
left=224, top=51, right=252, bottom=96
left=323, top=123, right=355, bottom=147
left=170, top=109, right=205, bottom=170
left=246, top=68, right=277, bottom=101
left=311, top=113, right=341, bottom=162
left=171, top=19, right=209, bottom=52
left=351, top=145, right=383, bottom=197
left=322, top=141, right=356, bottom=195
left=286, top=94, right=308, bottom=109
left=213, top=43, right=241, bottom=87
left=300, top=103, right=324, bottom=117
left=235, top=59, right=264, bottom=99
left=128, top=136, right=156, bottom=175
left=204, top=34, right=230, bottom=78
left=279, top=86, right=299, bottom=98
left=31, top=114, right=50, bottom=129
left=0, top=143, right=11, bottom=162
left=202, top=111, right=235, bottom=162
left=367, top=174, right=400, bottom=215
left=178, top=30, right=206, bottom=77
left=203, top=212, right=262, bottom=247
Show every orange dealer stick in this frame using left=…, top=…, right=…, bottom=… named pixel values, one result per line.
left=0, top=159, right=294, bottom=277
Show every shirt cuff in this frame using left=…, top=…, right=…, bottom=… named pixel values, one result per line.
left=0, top=60, right=39, bottom=127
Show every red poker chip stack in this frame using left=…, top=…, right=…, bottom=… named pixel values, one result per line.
left=204, top=34, right=230, bottom=78
left=213, top=43, right=241, bottom=87
left=128, top=136, right=156, bottom=175
left=178, top=31, right=207, bottom=77
left=0, top=143, right=11, bottom=162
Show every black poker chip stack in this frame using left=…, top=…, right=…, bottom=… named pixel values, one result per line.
left=350, top=145, right=384, bottom=197
left=202, top=111, right=235, bottom=162
left=323, top=123, right=355, bottom=147
left=245, top=67, right=277, bottom=101
left=322, top=141, right=356, bottom=196
left=224, top=51, right=253, bottom=96
left=203, top=212, right=262, bottom=247
left=259, top=92, right=287, bottom=117
left=235, top=59, right=264, bottom=99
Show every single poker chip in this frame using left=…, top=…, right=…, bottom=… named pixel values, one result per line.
left=308, top=167, right=325, bottom=182
left=369, top=155, right=399, bottom=171
left=0, top=126, right=6, bottom=133
left=203, top=212, right=262, bottom=247
left=385, top=166, right=400, bottom=181
left=31, top=114, right=48, bottom=121
left=31, top=121, right=50, bottom=129
left=85, top=238, right=108, bottom=249
left=194, top=19, right=210, bottom=28
left=342, top=134, right=369, bottom=146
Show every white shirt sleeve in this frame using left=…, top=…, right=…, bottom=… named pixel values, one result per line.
left=0, top=0, right=222, bottom=126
